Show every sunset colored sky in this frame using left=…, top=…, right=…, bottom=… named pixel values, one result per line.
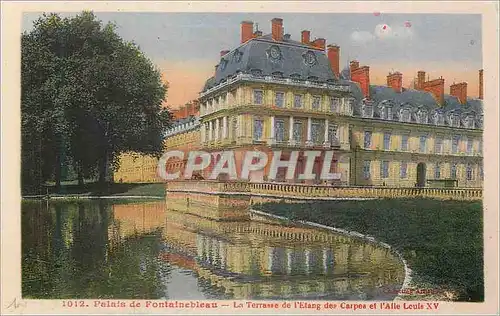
left=23, top=12, right=482, bottom=109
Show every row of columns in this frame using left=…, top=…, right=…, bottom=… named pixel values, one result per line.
left=201, top=117, right=229, bottom=142
left=270, top=116, right=334, bottom=147
left=195, top=234, right=336, bottom=275
left=201, top=116, right=338, bottom=146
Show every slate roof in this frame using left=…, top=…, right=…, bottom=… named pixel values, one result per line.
left=170, top=115, right=198, bottom=128
left=202, top=34, right=337, bottom=91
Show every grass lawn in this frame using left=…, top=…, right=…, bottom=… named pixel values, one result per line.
left=26, top=182, right=166, bottom=197
left=254, top=198, right=484, bottom=302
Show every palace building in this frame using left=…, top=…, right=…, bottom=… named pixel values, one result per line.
left=114, top=17, right=483, bottom=188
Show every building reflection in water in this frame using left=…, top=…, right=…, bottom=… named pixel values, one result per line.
left=110, top=197, right=405, bottom=301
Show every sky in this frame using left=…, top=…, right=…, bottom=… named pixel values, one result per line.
left=22, top=12, right=482, bottom=108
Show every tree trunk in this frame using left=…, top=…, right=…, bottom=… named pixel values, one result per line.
left=55, top=153, right=62, bottom=193
left=98, top=153, right=108, bottom=191
left=77, top=163, right=84, bottom=188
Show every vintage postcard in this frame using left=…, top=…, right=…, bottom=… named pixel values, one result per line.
left=1, top=1, right=499, bottom=315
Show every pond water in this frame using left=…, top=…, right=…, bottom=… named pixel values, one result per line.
left=22, top=199, right=405, bottom=300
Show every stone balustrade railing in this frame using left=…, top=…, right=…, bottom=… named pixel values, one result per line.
left=166, top=180, right=483, bottom=201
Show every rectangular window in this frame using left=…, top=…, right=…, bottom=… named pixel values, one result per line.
left=434, top=163, right=441, bottom=179
left=363, top=161, right=371, bottom=179
left=452, top=135, right=460, bottom=154
left=231, top=117, right=237, bottom=140
left=466, top=163, right=473, bottom=181
left=480, top=164, right=483, bottom=180
left=330, top=97, right=340, bottom=112
left=253, top=119, right=263, bottom=141
left=294, top=94, right=303, bottom=108
left=400, top=162, right=408, bottom=178
left=293, top=121, right=303, bottom=142
left=434, top=137, right=443, bottom=154
left=311, top=121, right=322, bottom=144
left=401, top=135, right=409, bottom=151
left=312, top=95, right=321, bottom=110
left=419, top=136, right=427, bottom=153
left=253, top=90, right=263, bottom=105
left=383, top=133, right=391, bottom=150
left=466, top=138, right=473, bottom=154
left=275, top=119, right=285, bottom=142
left=328, top=126, right=338, bottom=146
left=275, top=92, right=284, bottom=107
left=364, top=131, right=372, bottom=149
left=451, top=163, right=457, bottom=179
left=381, top=161, right=389, bottom=179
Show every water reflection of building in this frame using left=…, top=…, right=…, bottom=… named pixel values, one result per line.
left=108, top=202, right=166, bottom=248
left=108, top=200, right=405, bottom=300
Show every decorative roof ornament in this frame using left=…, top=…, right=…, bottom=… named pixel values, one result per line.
left=303, top=51, right=317, bottom=66
left=266, top=45, right=282, bottom=62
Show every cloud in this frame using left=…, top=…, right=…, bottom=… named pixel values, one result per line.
left=350, top=31, right=375, bottom=44
left=351, top=23, right=414, bottom=44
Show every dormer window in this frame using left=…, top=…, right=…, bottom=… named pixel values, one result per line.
left=251, top=69, right=263, bottom=77
left=449, top=113, right=460, bottom=127
left=362, top=105, right=373, bottom=118
left=463, top=115, right=475, bottom=129
left=416, top=109, right=428, bottom=124
left=232, top=50, right=242, bottom=63
left=400, top=108, right=411, bottom=122
left=307, top=76, right=319, bottom=82
left=380, top=106, right=393, bottom=120
left=433, top=111, right=444, bottom=125
left=290, top=73, right=301, bottom=81
left=477, top=115, right=483, bottom=128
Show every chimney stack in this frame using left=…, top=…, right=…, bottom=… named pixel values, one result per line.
left=327, top=45, right=340, bottom=77
left=301, top=30, right=310, bottom=44
left=350, top=61, right=370, bottom=99
left=271, top=18, right=283, bottom=42
left=479, top=69, right=483, bottom=99
left=350, top=60, right=360, bottom=72
left=387, top=72, right=403, bottom=93
left=311, top=38, right=326, bottom=51
left=423, top=78, right=445, bottom=106
left=241, top=21, right=254, bottom=43
left=417, top=71, right=426, bottom=90
left=450, top=82, right=468, bottom=104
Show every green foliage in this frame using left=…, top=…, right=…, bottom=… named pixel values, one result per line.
left=21, top=11, right=172, bottom=193
left=255, top=198, right=484, bottom=302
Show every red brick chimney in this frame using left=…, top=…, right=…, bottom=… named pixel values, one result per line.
left=422, top=78, right=445, bottom=106
left=450, top=82, right=468, bottom=104
left=350, top=61, right=370, bottom=99
left=220, top=50, right=230, bottom=57
left=271, top=18, right=283, bottom=42
left=327, top=45, right=340, bottom=77
left=479, top=69, right=483, bottom=99
left=311, top=38, right=326, bottom=51
left=387, top=72, right=403, bottom=93
left=350, top=60, right=359, bottom=72
left=241, top=21, right=254, bottom=43
left=301, top=30, right=310, bottom=44
left=417, top=71, right=426, bottom=89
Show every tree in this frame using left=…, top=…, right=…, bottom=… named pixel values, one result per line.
left=21, top=11, right=172, bottom=192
